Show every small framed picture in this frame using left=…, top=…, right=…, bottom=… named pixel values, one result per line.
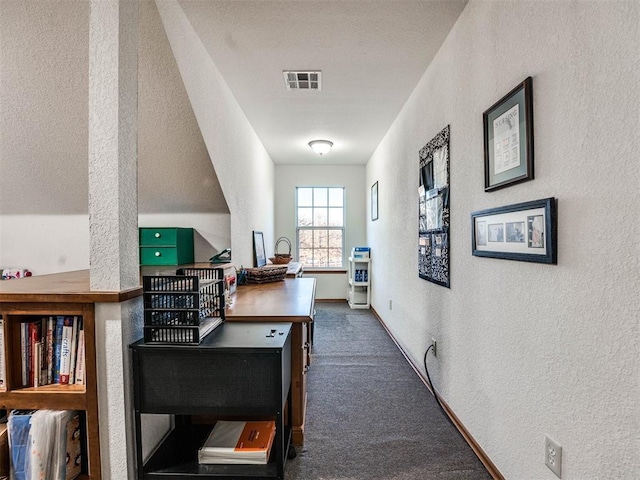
left=252, top=230, right=266, bottom=267
left=471, top=197, right=556, bottom=264
left=371, top=181, right=379, bottom=221
left=483, top=77, right=534, bottom=192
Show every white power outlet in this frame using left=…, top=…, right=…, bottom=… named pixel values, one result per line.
left=431, top=338, right=437, bottom=357
left=545, top=435, right=562, bottom=478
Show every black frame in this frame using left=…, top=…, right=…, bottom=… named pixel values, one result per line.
left=418, top=125, right=450, bottom=288
left=371, top=181, right=379, bottom=221
left=471, top=197, right=557, bottom=264
left=483, top=76, right=534, bottom=192
left=252, top=231, right=267, bottom=267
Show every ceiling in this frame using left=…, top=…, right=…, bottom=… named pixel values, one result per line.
left=177, top=0, right=468, bottom=165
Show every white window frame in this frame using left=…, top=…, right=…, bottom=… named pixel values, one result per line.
left=295, top=186, right=345, bottom=269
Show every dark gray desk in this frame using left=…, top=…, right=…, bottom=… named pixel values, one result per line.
left=131, top=322, right=292, bottom=479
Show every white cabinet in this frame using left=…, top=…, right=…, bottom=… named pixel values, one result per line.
left=347, top=257, right=370, bottom=309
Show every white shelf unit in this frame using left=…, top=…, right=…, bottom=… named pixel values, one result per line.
left=347, top=257, right=370, bottom=309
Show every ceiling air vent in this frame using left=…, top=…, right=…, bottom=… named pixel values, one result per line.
left=283, top=71, right=321, bottom=91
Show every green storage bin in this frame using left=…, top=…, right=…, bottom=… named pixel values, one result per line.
left=139, top=228, right=194, bottom=265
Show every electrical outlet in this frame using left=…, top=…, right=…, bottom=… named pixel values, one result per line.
left=545, top=435, right=562, bottom=478
left=389, top=300, right=392, bottom=310
left=431, top=338, right=437, bottom=357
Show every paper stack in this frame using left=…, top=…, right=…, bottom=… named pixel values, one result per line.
left=7, top=410, right=82, bottom=480
left=198, top=420, right=276, bottom=465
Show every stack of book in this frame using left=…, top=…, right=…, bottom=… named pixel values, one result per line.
left=7, top=409, right=82, bottom=480
left=18, top=316, right=85, bottom=388
left=198, top=420, right=276, bottom=465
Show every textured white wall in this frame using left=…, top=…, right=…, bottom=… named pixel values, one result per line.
left=367, top=1, right=639, bottom=479
left=0, top=0, right=231, bottom=273
left=0, top=0, right=89, bottom=272
left=138, top=0, right=229, bottom=219
left=87, top=0, right=139, bottom=291
left=0, top=215, right=89, bottom=275
left=155, top=0, right=275, bottom=268
left=274, top=164, right=366, bottom=299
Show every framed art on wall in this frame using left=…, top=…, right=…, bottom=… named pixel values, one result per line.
left=483, top=76, right=534, bottom=192
left=371, top=181, right=379, bottom=221
left=418, top=125, right=450, bottom=288
left=471, top=197, right=557, bottom=264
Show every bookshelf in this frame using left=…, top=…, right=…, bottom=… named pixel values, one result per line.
left=347, top=256, right=371, bottom=309
left=0, top=270, right=143, bottom=480
left=0, top=302, right=99, bottom=478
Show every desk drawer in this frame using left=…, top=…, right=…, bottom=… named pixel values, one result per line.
left=140, top=228, right=178, bottom=246
left=140, top=247, right=181, bottom=265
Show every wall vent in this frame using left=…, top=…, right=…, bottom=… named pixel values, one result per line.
left=283, top=71, right=321, bottom=91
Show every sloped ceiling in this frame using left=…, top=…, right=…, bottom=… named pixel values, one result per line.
left=0, top=0, right=227, bottom=215
left=139, top=0, right=228, bottom=214
left=177, top=0, right=469, bottom=165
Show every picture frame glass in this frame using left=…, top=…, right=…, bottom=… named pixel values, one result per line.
left=252, top=231, right=267, bottom=267
left=471, top=197, right=556, bottom=264
left=484, top=77, right=533, bottom=191
left=371, top=182, right=379, bottom=221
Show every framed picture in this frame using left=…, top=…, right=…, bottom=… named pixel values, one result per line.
left=483, top=76, right=534, bottom=192
left=252, top=230, right=266, bottom=267
left=471, top=197, right=556, bottom=264
left=418, top=125, right=450, bottom=287
left=371, top=181, right=379, bottom=221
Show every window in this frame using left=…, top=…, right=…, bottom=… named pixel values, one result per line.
left=296, top=187, right=344, bottom=268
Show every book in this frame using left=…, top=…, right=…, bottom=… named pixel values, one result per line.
left=20, top=322, right=28, bottom=386
left=0, top=317, right=5, bottom=390
left=25, top=409, right=57, bottom=478
left=59, top=317, right=74, bottom=384
left=74, top=329, right=85, bottom=386
left=9, top=409, right=82, bottom=480
left=28, top=321, right=41, bottom=387
left=62, top=412, right=82, bottom=480
left=33, top=341, right=41, bottom=388
left=68, top=316, right=79, bottom=384
left=53, top=316, right=64, bottom=384
left=198, top=420, right=276, bottom=465
left=46, top=316, right=54, bottom=385
left=7, top=410, right=35, bottom=480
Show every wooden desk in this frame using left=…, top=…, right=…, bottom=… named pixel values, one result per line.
left=226, top=278, right=315, bottom=446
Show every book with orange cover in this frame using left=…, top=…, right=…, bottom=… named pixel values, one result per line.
left=198, top=420, right=276, bottom=465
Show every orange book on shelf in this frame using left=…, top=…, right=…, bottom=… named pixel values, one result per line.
left=198, top=420, right=276, bottom=464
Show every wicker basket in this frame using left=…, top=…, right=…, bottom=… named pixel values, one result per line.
left=245, top=264, right=288, bottom=284
left=269, top=237, right=292, bottom=265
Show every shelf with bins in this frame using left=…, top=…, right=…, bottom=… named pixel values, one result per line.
left=142, top=274, right=226, bottom=345
left=347, top=257, right=371, bottom=309
left=0, top=301, right=100, bottom=479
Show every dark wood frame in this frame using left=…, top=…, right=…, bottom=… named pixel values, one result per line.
left=471, top=197, right=557, bottom=264
left=371, top=181, right=379, bottom=221
left=252, top=230, right=267, bottom=267
left=483, top=76, right=534, bottom=192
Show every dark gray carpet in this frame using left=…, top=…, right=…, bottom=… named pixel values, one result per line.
left=285, top=302, right=492, bottom=480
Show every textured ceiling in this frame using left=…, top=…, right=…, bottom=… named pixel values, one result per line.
left=178, top=0, right=468, bottom=165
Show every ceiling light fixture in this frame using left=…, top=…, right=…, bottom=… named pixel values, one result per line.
left=308, top=140, right=333, bottom=156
